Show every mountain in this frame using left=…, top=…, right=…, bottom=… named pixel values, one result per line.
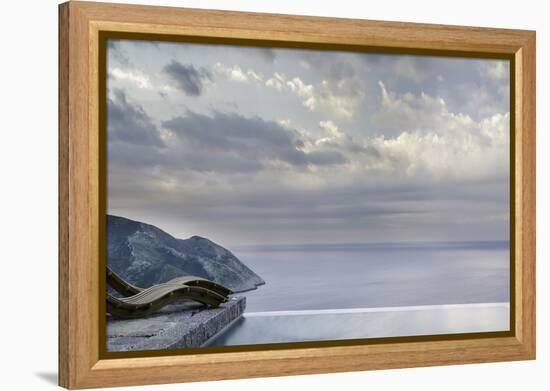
left=106, top=215, right=265, bottom=292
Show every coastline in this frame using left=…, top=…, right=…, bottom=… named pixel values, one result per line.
left=230, top=280, right=266, bottom=295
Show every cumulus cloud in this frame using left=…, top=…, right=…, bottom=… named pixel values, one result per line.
left=376, top=80, right=459, bottom=133
left=109, top=78, right=508, bottom=189
left=371, top=81, right=509, bottom=179
left=106, top=40, right=510, bottom=244
left=109, top=67, right=152, bottom=89
left=483, top=61, right=508, bottom=80
left=265, top=72, right=363, bottom=118
left=163, top=61, right=212, bottom=96
left=319, top=120, right=345, bottom=139
left=213, top=63, right=263, bottom=83
left=311, top=121, right=369, bottom=156
left=453, top=82, right=509, bottom=121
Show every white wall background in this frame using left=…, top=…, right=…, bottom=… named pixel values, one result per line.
left=0, top=0, right=546, bottom=389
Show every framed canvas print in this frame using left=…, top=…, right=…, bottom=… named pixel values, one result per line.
left=58, top=1, right=536, bottom=389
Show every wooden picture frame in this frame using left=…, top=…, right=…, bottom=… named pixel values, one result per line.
left=59, top=1, right=536, bottom=389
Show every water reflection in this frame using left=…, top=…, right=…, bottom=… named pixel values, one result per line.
left=206, top=303, right=509, bottom=346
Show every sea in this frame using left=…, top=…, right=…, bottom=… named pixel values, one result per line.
left=233, top=241, right=510, bottom=312
left=206, top=241, right=510, bottom=346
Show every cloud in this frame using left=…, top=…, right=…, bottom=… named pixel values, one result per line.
left=376, top=80, right=452, bottom=133
left=161, top=111, right=347, bottom=172
left=311, top=121, right=367, bottom=155
left=356, top=53, right=436, bottom=84
left=162, top=61, right=212, bottom=96
left=451, top=81, right=509, bottom=121
left=105, top=42, right=510, bottom=244
left=107, top=40, right=131, bottom=67
left=107, top=81, right=508, bottom=198
left=319, top=120, right=345, bottom=139
left=370, top=81, right=509, bottom=179
left=297, top=52, right=356, bottom=80
left=213, top=63, right=263, bottom=83
left=107, top=104, right=348, bottom=176
left=107, top=151, right=508, bottom=245
left=257, top=48, right=276, bottom=62
left=483, top=61, right=508, bottom=80
left=391, top=57, right=432, bottom=83
left=109, top=67, right=152, bottom=89
left=265, top=72, right=363, bottom=118
left=107, top=89, right=165, bottom=147
left=265, top=55, right=365, bottom=118
left=107, top=102, right=509, bottom=245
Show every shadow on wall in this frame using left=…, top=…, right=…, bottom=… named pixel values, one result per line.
left=35, top=372, right=57, bottom=386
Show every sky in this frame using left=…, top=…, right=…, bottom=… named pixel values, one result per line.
left=106, top=39, right=510, bottom=247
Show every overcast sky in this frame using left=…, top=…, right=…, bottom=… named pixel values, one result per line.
left=106, top=39, right=510, bottom=246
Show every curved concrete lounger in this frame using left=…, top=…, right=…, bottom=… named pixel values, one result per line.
left=107, top=268, right=141, bottom=296
left=106, top=268, right=232, bottom=319
left=107, top=283, right=228, bottom=319
left=107, top=267, right=232, bottom=297
left=165, top=276, right=232, bottom=297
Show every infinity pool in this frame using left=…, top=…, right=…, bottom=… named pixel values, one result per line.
left=205, top=303, right=509, bottom=346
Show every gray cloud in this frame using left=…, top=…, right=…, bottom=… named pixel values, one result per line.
left=162, top=111, right=346, bottom=170
left=162, top=61, right=212, bottom=96
left=289, top=52, right=365, bottom=117
left=307, top=150, right=348, bottom=165
left=107, top=40, right=131, bottom=67
left=256, top=47, right=276, bottom=62
left=106, top=40, right=510, bottom=245
left=107, top=89, right=165, bottom=147
left=107, top=160, right=507, bottom=245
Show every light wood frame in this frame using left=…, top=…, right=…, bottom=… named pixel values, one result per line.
left=59, top=1, right=536, bottom=389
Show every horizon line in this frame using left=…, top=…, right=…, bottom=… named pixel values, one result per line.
left=230, top=239, right=510, bottom=252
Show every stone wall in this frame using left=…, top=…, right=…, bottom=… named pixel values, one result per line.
left=106, top=296, right=246, bottom=352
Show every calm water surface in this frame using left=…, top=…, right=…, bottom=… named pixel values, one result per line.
left=233, top=241, right=509, bottom=312
left=206, top=303, right=510, bottom=347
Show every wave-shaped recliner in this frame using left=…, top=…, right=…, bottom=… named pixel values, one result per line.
left=106, top=267, right=232, bottom=319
